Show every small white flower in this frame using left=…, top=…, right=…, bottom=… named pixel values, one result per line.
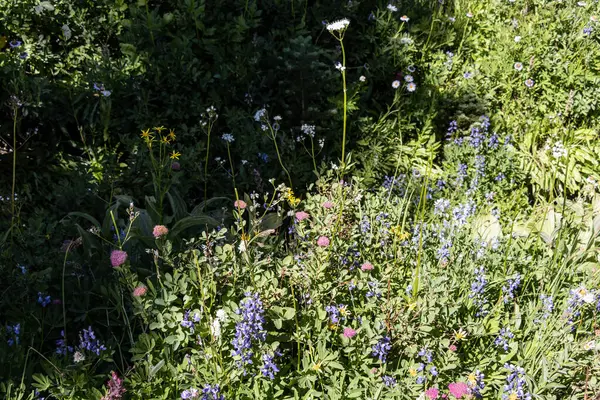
left=407, top=65, right=416, bottom=72
left=404, top=74, right=414, bottom=82
left=584, top=340, right=596, bottom=350
left=392, top=80, right=401, bottom=89
left=238, top=240, right=247, bottom=252
left=331, top=163, right=339, bottom=170
left=221, top=133, right=235, bottom=143
left=400, top=37, right=413, bottom=44
left=241, top=159, right=248, bottom=165
left=466, top=12, right=473, bottom=18
left=406, top=82, right=417, bottom=92
left=582, top=292, right=595, bottom=304
left=211, top=319, right=222, bottom=338
left=400, top=15, right=409, bottom=22
left=273, top=115, right=282, bottom=121
left=551, top=141, right=567, bottom=159
left=387, top=4, right=398, bottom=12
left=359, top=75, right=366, bottom=82
left=318, top=138, right=325, bottom=148
left=514, top=62, right=523, bottom=71
left=73, top=351, right=85, bottom=363
left=514, top=35, right=521, bottom=42
left=578, top=1, right=587, bottom=6
left=335, top=61, right=346, bottom=72
left=301, top=124, right=316, bottom=137
left=254, top=108, right=266, bottom=122
left=326, top=19, right=350, bottom=32
left=448, top=16, right=456, bottom=22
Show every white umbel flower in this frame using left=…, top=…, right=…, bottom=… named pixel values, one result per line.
left=387, top=4, right=398, bottom=12
left=326, top=18, right=350, bottom=32
left=211, top=319, right=221, bottom=338
left=221, top=133, right=235, bottom=143
left=216, top=309, right=228, bottom=322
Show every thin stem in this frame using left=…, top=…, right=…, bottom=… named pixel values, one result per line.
left=227, top=143, right=237, bottom=191
left=11, top=106, right=17, bottom=242
left=204, top=123, right=212, bottom=207
left=269, top=125, right=293, bottom=188
left=340, top=39, right=348, bottom=173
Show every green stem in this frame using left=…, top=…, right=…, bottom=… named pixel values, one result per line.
left=227, top=143, right=237, bottom=191
left=340, top=39, right=348, bottom=173
left=269, top=126, right=293, bottom=188
left=11, top=106, right=17, bottom=242
left=204, top=123, right=212, bottom=208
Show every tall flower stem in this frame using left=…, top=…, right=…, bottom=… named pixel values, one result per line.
left=268, top=124, right=293, bottom=188
left=204, top=122, right=213, bottom=207
left=10, top=105, right=18, bottom=243
left=339, top=40, right=348, bottom=174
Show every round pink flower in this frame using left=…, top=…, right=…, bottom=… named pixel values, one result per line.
left=133, top=285, right=147, bottom=297
left=425, top=388, right=440, bottom=400
left=110, top=250, right=128, bottom=267
left=361, top=262, right=374, bottom=271
left=152, top=225, right=169, bottom=238
left=234, top=200, right=247, bottom=209
left=448, top=382, right=469, bottom=399
left=317, top=236, right=330, bottom=247
left=295, top=211, right=309, bottom=221
left=322, top=201, right=334, bottom=209
left=448, top=344, right=457, bottom=352
left=343, top=327, right=356, bottom=338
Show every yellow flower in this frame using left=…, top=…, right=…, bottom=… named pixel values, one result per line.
left=160, top=136, right=170, bottom=144
left=338, top=305, right=350, bottom=318
left=168, top=130, right=176, bottom=141
left=170, top=151, right=181, bottom=160
left=140, top=129, right=151, bottom=139
left=454, top=328, right=468, bottom=341
left=467, top=373, right=477, bottom=386
left=508, top=393, right=518, bottom=400
left=241, top=233, right=250, bottom=241
left=153, top=126, right=166, bottom=133
left=408, top=368, right=417, bottom=377
left=312, top=362, right=322, bottom=372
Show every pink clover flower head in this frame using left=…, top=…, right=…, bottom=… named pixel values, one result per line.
left=425, top=388, right=440, bottom=399
left=152, top=225, right=169, bottom=238
left=361, top=262, right=374, bottom=271
left=133, top=285, right=148, bottom=297
left=448, top=382, right=469, bottom=398
left=343, top=327, right=357, bottom=338
left=322, top=201, right=334, bottom=209
left=110, top=250, right=128, bottom=267
left=101, top=371, right=126, bottom=400
left=295, top=211, right=310, bottom=221
left=448, top=344, right=457, bottom=352
left=317, top=236, right=330, bottom=247
left=234, top=199, right=247, bottom=209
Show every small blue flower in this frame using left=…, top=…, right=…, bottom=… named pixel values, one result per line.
left=37, top=292, right=51, bottom=307
left=372, top=336, right=392, bottom=363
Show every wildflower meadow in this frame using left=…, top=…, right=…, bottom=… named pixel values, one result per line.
left=1, top=0, right=600, bottom=399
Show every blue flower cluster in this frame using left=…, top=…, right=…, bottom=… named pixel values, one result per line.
left=536, top=294, right=554, bottom=322
left=372, top=336, right=391, bottom=363
left=325, top=304, right=347, bottom=324
left=494, top=327, right=514, bottom=351
left=414, top=347, right=435, bottom=384
left=37, top=292, right=51, bottom=307
left=502, top=364, right=532, bottom=400
left=6, top=323, right=20, bottom=346
left=231, top=292, right=267, bottom=369
left=56, top=330, right=73, bottom=355
left=468, top=370, right=485, bottom=397
left=181, top=310, right=201, bottom=333
left=502, top=273, right=521, bottom=303
left=382, top=375, right=397, bottom=387
left=79, top=326, right=106, bottom=355
left=260, top=352, right=280, bottom=380
left=469, top=267, right=488, bottom=317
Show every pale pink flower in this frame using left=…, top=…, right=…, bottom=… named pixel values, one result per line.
left=234, top=200, right=247, bottom=209
left=133, top=285, right=147, bottom=297
left=361, top=262, right=374, bottom=271
left=152, top=225, right=169, bottom=238
left=448, top=344, right=457, bottom=352
left=448, top=382, right=469, bottom=398
left=425, top=388, right=440, bottom=399
left=317, top=236, right=330, bottom=247
left=295, top=211, right=309, bottom=221
left=110, top=250, right=127, bottom=267
left=101, top=371, right=126, bottom=400
left=322, top=201, right=334, bottom=209
left=343, top=327, right=356, bottom=338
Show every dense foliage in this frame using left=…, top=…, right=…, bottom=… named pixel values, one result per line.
left=1, top=0, right=600, bottom=399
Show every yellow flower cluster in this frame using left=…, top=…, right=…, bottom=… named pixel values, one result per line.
left=389, top=225, right=410, bottom=241
left=284, top=188, right=300, bottom=207
left=141, top=127, right=180, bottom=159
